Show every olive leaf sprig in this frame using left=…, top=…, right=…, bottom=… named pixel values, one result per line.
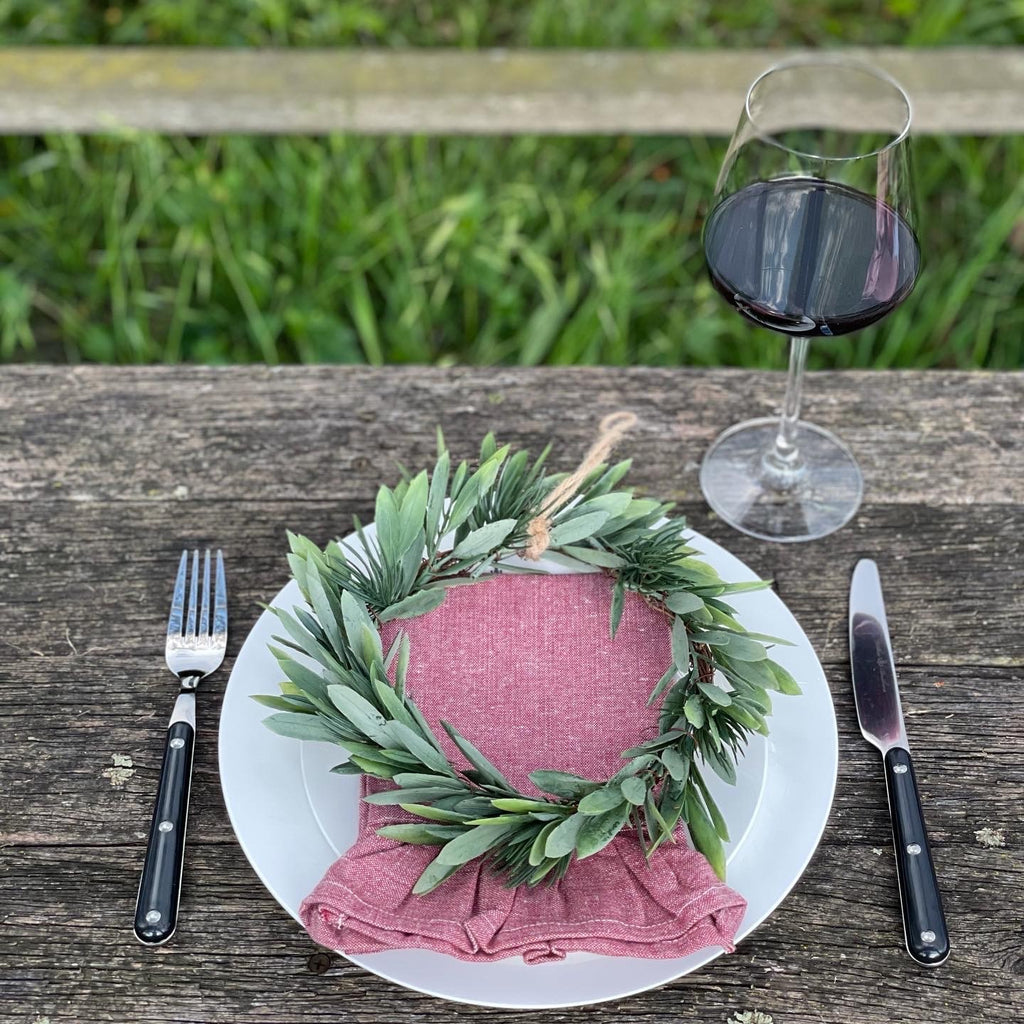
left=256, top=432, right=801, bottom=893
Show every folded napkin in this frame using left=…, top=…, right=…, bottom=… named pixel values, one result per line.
left=300, top=573, right=746, bottom=963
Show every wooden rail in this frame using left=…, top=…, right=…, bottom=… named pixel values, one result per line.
left=0, top=46, right=1021, bottom=135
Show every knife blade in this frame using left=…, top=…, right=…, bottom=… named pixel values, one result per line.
left=850, top=558, right=950, bottom=966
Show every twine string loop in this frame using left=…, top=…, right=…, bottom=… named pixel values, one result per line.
left=524, top=411, right=637, bottom=561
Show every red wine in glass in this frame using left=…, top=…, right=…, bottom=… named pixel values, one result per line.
left=704, top=178, right=920, bottom=337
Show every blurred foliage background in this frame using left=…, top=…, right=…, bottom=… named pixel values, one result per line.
left=0, top=0, right=1022, bottom=368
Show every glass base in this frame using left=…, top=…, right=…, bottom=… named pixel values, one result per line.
left=699, top=417, right=863, bottom=543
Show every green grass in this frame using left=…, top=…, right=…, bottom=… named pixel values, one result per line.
left=0, top=0, right=1022, bottom=368
left=2, top=132, right=1020, bottom=368
left=4, top=0, right=1022, bottom=47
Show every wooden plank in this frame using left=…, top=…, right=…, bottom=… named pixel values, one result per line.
left=2, top=828, right=1020, bottom=1023
left=1, top=367, right=1021, bottom=505
left=0, top=500, right=1020, bottom=671
left=0, top=47, right=1021, bottom=135
left=0, top=366, right=1022, bottom=1024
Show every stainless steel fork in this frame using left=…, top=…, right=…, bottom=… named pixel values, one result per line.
left=134, top=550, right=227, bottom=946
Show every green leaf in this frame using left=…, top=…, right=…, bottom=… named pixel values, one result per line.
left=529, top=769, right=601, bottom=801
left=385, top=720, right=456, bottom=776
left=347, top=756, right=398, bottom=778
left=544, top=812, right=586, bottom=858
left=358, top=622, right=382, bottom=668
left=399, top=527, right=427, bottom=592
left=479, top=431, right=497, bottom=462
left=768, top=660, right=803, bottom=695
left=701, top=743, right=737, bottom=785
left=251, top=693, right=311, bottom=712
left=450, top=518, right=517, bottom=559
left=620, top=777, right=648, bottom=806
left=717, top=580, right=773, bottom=595
left=374, top=484, right=402, bottom=563
left=329, top=760, right=364, bottom=775
left=576, top=802, right=631, bottom=859
left=621, top=730, right=687, bottom=756
left=719, top=634, right=768, bottom=662
left=558, top=545, right=625, bottom=569
left=691, top=629, right=735, bottom=648
left=578, top=787, right=628, bottom=815
left=337, top=738, right=393, bottom=760
left=378, top=587, right=447, bottom=623
left=720, top=655, right=779, bottom=692
left=425, top=448, right=450, bottom=549
left=685, top=787, right=726, bottom=880
left=269, top=605, right=331, bottom=667
left=327, top=685, right=392, bottom=745
left=412, top=855, right=462, bottom=895
left=304, top=556, right=347, bottom=657
left=369, top=668, right=412, bottom=721
left=683, top=695, right=705, bottom=728
left=721, top=702, right=764, bottom=732
left=646, top=664, right=679, bottom=707
left=269, top=649, right=353, bottom=713
left=670, top=615, right=691, bottom=673
left=441, top=721, right=513, bottom=790
left=645, top=790, right=675, bottom=844
left=529, top=820, right=559, bottom=866
left=397, top=471, right=429, bottom=555
left=340, top=590, right=377, bottom=658
left=446, top=447, right=509, bottom=532
left=573, top=492, right=634, bottom=518
left=376, top=824, right=464, bottom=845
left=691, top=769, right=730, bottom=842
left=664, top=591, right=706, bottom=616
left=392, top=772, right=465, bottom=790
left=655, top=779, right=688, bottom=842
left=732, top=630, right=795, bottom=647
left=262, top=712, right=340, bottom=744
left=676, top=558, right=723, bottom=586
left=548, top=511, right=610, bottom=547
left=491, top=798, right=563, bottom=814
left=660, top=746, right=690, bottom=785
left=436, top=823, right=518, bottom=866
left=608, top=753, right=656, bottom=785
left=464, top=814, right=534, bottom=826
left=398, top=803, right=473, bottom=823
left=610, top=579, right=625, bottom=639
left=528, top=858, right=559, bottom=886
left=363, top=786, right=462, bottom=805
left=394, top=631, right=411, bottom=697
left=697, top=681, right=733, bottom=706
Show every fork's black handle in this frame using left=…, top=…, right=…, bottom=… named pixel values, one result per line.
left=134, top=691, right=195, bottom=945
left=884, top=746, right=950, bottom=966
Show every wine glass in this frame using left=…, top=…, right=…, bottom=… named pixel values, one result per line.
left=700, top=57, right=918, bottom=542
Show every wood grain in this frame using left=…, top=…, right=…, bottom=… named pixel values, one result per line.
left=0, top=47, right=1022, bottom=135
left=0, top=366, right=1021, bottom=1024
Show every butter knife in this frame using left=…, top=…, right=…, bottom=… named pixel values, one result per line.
left=849, top=558, right=950, bottom=966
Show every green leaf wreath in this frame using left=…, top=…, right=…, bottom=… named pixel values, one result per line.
left=256, top=422, right=802, bottom=894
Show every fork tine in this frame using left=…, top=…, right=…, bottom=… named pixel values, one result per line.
left=185, top=549, right=200, bottom=639
left=213, top=550, right=228, bottom=637
left=199, top=549, right=212, bottom=637
left=167, top=550, right=188, bottom=638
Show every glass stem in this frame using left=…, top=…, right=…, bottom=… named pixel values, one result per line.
left=761, top=335, right=809, bottom=489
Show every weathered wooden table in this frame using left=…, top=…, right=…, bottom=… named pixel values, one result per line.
left=1, top=366, right=1021, bottom=1024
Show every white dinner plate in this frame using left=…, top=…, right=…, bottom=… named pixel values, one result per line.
left=219, top=527, right=837, bottom=1009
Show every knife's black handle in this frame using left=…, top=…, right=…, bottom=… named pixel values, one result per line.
left=883, top=747, right=950, bottom=966
left=134, top=695, right=195, bottom=946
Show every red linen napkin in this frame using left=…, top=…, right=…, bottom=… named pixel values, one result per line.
left=299, top=573, right=746, bottom=963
